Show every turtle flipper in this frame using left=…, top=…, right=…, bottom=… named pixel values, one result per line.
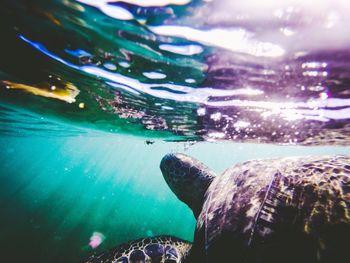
left=160, top=153, right=216, bottom=218
left=84, top=235, right=192, bottom=263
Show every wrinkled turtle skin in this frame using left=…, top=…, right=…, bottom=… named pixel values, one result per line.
left=85, top=154, right=350, bottom=263
left=84, top=235, right=191, bottom=263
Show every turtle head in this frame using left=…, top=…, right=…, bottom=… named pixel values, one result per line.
left=160, top=153, right=216, bottom=218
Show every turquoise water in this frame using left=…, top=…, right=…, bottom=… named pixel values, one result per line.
left=1, top=0, right=350, bottom=262
left=1, top=113, right=349, bottom=262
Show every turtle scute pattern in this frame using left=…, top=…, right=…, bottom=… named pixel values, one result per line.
left=84, top=236, right=191, bottom=263
left=192, top=155, right=350, bottom=263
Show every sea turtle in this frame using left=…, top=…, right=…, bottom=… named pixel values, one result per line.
left=85, top=153, right=350, bottom=263
left=84, top=235, right=191, bottom=263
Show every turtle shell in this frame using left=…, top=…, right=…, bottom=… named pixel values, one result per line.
left=84, top=235, right=191, bottom=263
left=190, top=155, right=350, bottom=263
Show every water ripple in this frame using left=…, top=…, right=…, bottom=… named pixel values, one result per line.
left=1, top=0, right=350, bottom=145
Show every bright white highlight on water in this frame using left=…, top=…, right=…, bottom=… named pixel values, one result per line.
left=64, top=48, right=92, bottom=58
left=234, top=121, right=250, bottom=129
left=161, top=105, right=174, bottom=110
left=76, top=0, right=134, bottom=20
left=143, top=72, right=167, bottom=79
left=109, top=0, right=191, bottom=6
left=208, top=97, right=350, bottom=122
left=208, top=132, right=226, bottom=139
left=197, top=108, right=206, bottom=116
left=159, top=44, right=203, bottom=56
left=302, top=71, right=328, bottom=77
left=210, top=112, right=222, bottom=121
left=280, top=27, right=295, bottom=36
left=301, top=62, right=328, bottom=69
left=185, top=78, right=196, bottom=83
left=103, top=63, right=117, bottom=71
left=150, top=25, right=284, bottom=57
left=100, top=4, right=134, bottom=20
left=320, top=92, right=329, bottom=100
left=118, top=61, right=130, bottom=68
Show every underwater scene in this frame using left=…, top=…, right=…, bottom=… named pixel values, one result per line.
left=1, top=0, right=350, bottom=262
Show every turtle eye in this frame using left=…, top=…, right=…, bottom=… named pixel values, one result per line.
left=129, top=249, right=145, bottom=263
left=165, top=246, right=178, bottom=260
left=144, top=243, right=164, bottom=260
